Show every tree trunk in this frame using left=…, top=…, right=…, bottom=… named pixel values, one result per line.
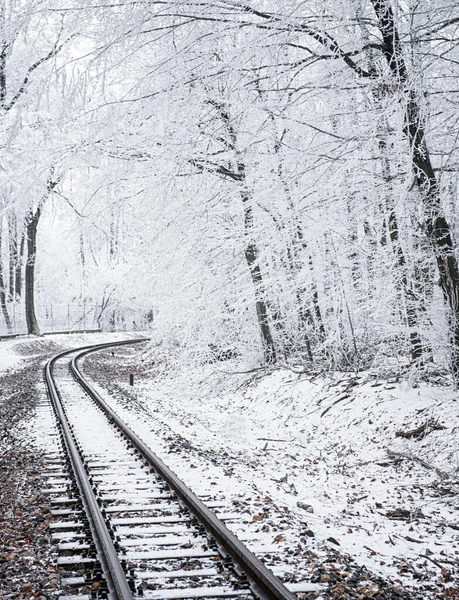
left=308, top=255, right=326, bottom=342
left=257, top=189, right=314, bottom=360
left=25, top=207, right=41, bottom=335
left=205, top=99, right=277, bottom=363
left=8, top=213, right=17, bottom=300
left=387, top=209, right=424, bottom=361
left=16, top=228, right=25, bottom=299
left=295, top=236, right=327, bottom=349
left=285, top=222, right=317, bottom=359
left=240, top=187, right=277, bottom=363
left=273, top=135, right=319, bottom=358
left=0, top=219, right=13, bottom=334
left=378, top=139, right=425, bottom=362
left=357, top=6, right=424, bottom=363
left=371, top=0, right=459, bottom=377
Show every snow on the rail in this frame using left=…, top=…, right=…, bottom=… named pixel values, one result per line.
left=0, top=331, right=142, bottom=376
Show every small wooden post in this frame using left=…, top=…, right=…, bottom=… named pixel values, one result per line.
left=129, top=373, right=134, bottom=386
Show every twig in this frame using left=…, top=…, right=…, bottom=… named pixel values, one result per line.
left=221, top=367, right=268, bottom=375
left=293, top=443, right=312, bottom=453
left=420, top=554, right=445, bottom=570
left=396, top=418, right=446, bottom=440
left=386, top=448, right=449, bottom=479
left=353, top=459, right=381, bottom=467
left=364, top=545, right=380, bottom=555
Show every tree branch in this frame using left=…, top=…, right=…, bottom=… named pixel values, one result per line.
left=156, top=2, right=376, bottom=78
left=189, top=157, right=243, bottom=181
left=3, top=34, right=76, bottom=112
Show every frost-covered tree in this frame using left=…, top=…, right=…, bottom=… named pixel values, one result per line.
left=0, top=0, right=78, bottom=334
left=6, top=0, right=456, bottom=380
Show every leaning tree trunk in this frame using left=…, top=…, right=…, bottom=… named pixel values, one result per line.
left=371, top=0, right=459, bottom=378
left=25, top=207, right=41, bottom=335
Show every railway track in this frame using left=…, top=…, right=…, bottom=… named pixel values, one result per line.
left=43, top=340, right=318, bottom=600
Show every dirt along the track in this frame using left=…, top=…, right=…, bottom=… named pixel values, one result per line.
left=0, top=354, right=59, bottom=600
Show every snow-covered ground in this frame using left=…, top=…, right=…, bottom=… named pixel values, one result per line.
left=1, top=333, right=458, bottom=597
left=82, top=343, right=459, bottom=597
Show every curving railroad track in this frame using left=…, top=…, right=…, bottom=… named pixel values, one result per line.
left=43, top=340, right=317, bottom=600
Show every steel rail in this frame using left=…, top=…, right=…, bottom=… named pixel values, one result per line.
left=71, top=340, right=298, bottom=600
left=44, top=339, right=147, bottom=600
left=1, top=328, right=102, bottom=340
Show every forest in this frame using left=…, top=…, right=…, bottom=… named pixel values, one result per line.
left=1, top=0, right=459, bottom=379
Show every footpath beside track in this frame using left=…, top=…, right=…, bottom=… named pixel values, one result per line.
left=44, top=340, right=313, bottom=600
